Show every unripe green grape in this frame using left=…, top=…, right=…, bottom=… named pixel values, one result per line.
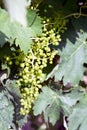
left=16, top=80, right=21, bottom=86
left=8, top=61, right=12, bottom=65
left=24, top=87, right=30, bottom=94
left=37, top=84, right=42, bottom=89
left=20, top=63, right=25, bottom=68
left=39, top=73, right=46, bottom=82
left=34, top=93, right=39, bottom=99
left=35, top=87, right=39, bottom=92
left=6, top=56, right=10, bottom=61
left=37, top=69, right=42, bottom=75
left=15, top=60, right=19, bottom=65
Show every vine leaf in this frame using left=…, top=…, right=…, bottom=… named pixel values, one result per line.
left=33, top=86, right=84, bottom=126
left=0, top=8, right=42, bottom=53
left=47, top=32, right=87, bottom=85
left=33, top=87, right=60, bottom=125
left=4, top=79, right=27, bottom=128
left=59, top=87, right=84, bottom=107
left=5, top=79, right=21, bottom=96
left=68, top=94, right=87, bottom=130
left=33, top=87, right=70, bottom=125
left=27, top=9, right=42, bottom=35
left=0, top=31, right=8, bottom=47
left=0, top=90, right=14, bottom=130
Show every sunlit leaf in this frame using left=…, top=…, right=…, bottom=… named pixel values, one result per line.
left=0, top=8, right=42, bottom=53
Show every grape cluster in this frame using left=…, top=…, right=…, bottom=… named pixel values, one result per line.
left=4, top=16, right=67, bottom=115
left=4, top=49, right=25, bottom=66
left=17, top=18, right=62, bottom=115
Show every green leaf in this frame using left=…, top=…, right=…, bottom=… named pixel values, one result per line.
left=33, top=87, right=60, bottom=125
left=0, top=8, right=42, bottom=53
left=68, top=94, right=87, bottom=130
left=4, top=79, right=27, bottom=127
left=0, top=90, right=14, bottom=130
left=59, top=87, right=84, bottom=107
left=0, top=31, right=8, bottom=47
left=47, top=31, right=87, bottom=85
left=33, top=87, right=69, bottom=125
left=27, top=9, right=42, bottom=35
left=5, top=79, right=21, bottom=96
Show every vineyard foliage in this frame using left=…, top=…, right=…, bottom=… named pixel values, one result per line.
left=47, top=32, right=87, bottom=85
left=0, top=0, right=87, bottom=130
left=0, top=90, right=14, bottom=130
left=0, top=8, right=42, bottom=53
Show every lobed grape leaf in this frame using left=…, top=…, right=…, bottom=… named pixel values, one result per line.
left=0, top=8, right=42, bottom=53
left=0, top=90, right=14, bottom=130
left=47, top=31, right=87, bottom=85
left=33, top=87, right=70, bottom=125
left=33, top=87, right=61, bottom=125
left=68, top=94, right=87, bottom=130
left=4, top=79, right=27, bottom=128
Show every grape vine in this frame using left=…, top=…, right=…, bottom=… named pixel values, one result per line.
left=0, top=0, right=87, bottom=130
left=18, top=17, right=67, bottom=115
left=4, top=15, right=67, bottom=115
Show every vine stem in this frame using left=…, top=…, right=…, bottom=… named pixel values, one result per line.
left=29, top=49, right=35, bottom=68
left=64, top=5, right=87, bottom=19
left=64, top=13, right=87, bottom=19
